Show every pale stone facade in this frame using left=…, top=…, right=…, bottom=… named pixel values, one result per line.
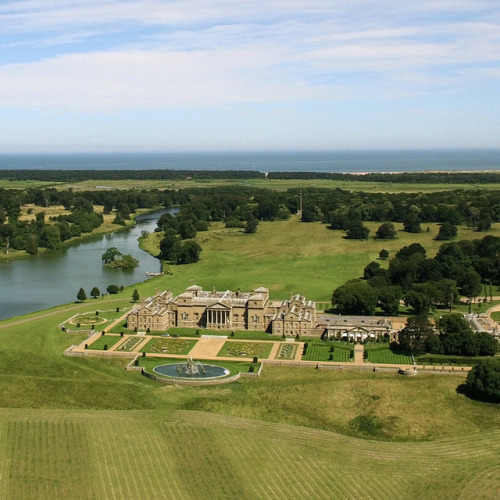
left=317, top=315, right=398, bottom=342
left=126, top=286, right=402, bottom=339
left=126, top=286, right=317, bottom=336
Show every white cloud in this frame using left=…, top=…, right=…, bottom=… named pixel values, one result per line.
left=1, top=0, right=500, bottom=151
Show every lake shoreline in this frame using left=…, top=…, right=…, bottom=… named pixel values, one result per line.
left=0, top=206, right=166, bottom=263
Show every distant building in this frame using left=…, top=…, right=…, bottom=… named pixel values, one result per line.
left=126, top=286, right=317, bottom=336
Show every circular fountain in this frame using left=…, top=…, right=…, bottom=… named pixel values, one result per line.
left=153, top=357, right=229, bottom=380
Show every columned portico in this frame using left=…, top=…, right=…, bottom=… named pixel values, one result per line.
left=207, top=308, right=230, bottom=326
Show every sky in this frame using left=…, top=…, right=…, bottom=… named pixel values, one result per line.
left=0, top=0, right=499, bottom=153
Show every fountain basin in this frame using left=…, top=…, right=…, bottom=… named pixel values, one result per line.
left=153, top=362, right=230, bottom=379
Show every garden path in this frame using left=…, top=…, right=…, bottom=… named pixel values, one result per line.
left=353, top=344, right=364, bottom=365
left=189, top=337, right=227, bottom=358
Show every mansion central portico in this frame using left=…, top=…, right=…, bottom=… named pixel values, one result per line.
left=206, top=306, right=231, bottom=328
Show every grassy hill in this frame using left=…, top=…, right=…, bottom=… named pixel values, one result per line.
left=1, top=304, right=500, bottom=498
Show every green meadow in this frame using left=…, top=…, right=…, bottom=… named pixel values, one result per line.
left=0, top=194, right=500, bottom=497
left=140, top=216, right=500, bottom=301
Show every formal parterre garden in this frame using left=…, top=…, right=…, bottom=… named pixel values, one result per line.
left=301, top=340, right=354, bottom=362
left=276, top=343, right=298, bottom=360
left=140, top=337, right=197, bottom=355
left=218, top=341, right=273, bottom=359
left=64, top=309, right=126, bottom=331
left=115, top=336, right=143, bottom=352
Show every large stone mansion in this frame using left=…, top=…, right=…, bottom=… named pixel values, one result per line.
left=127, top=285, right=400, bottom=340
left=127, top=285, right=317, bottom=336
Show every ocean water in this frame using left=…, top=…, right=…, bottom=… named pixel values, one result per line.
left=0, top=150, right=499, bottom=173
left=0, top=149, right=500, bottom=173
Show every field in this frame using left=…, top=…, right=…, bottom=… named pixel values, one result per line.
left=139, top=216, right=500, bottom=302
left=0, top=407, right=499, bottom=500
left=0, top=305, right=500, bottom=497
left=27, top=176, right=500, bottom=193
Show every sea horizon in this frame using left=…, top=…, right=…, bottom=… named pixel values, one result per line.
left=0, top=148, right=500, bottom=173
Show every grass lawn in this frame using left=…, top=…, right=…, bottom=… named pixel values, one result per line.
left=86, top=334, right=123, bottom=351
left=218, top=341, right=274, bottom=359
left=491, top=311, right=500, bottom=322
left=302, top=340, right=353, bottom=362
left=363, top=344, right=413, bottom=364
left=0, top=305, right=500, bottom=498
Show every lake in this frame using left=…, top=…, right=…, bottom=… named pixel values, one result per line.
left=0, top=208, right=172, bottom=320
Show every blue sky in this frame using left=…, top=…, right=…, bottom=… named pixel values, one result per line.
left=0, top=0, right=499, bottom=152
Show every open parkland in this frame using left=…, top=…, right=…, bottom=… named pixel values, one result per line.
left=1, top=176, right=500, bottom=498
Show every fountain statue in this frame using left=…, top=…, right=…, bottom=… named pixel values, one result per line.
left=176, top=357, right=207, bottom=377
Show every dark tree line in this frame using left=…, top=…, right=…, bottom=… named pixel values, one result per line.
left=3, top=169, right=500, bottom=185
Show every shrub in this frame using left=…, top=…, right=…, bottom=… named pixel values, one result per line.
left=329, top=346, right=334, bottom=353
left=116, top=307, right=120, bottom=312
left=252, top=356, right=258, bottom=363
left=76, top=323, right=80, bottom=328
left=249, top=365, right=255, bottom=373
left=134, top=359, right=139, bottom=366
left=107, top=285, right=120, bottom=294
left=84, top=344, right=88, bottom=349
left=230, top=331, right=234, bottom=337
left=328, top=354, right=333, bottom=361
left=103, top=344, right=108, bottom=351
left=101, top=331, right=105, bottom=336
left=146, top=327, right=150, bottom=333
left=120, top=332, right=124, bottom=337
left=95, top=310, right=99, bottom=316
left=465, top=359, right=500, bottom=402
left=142, top=351, right=146, bottom=357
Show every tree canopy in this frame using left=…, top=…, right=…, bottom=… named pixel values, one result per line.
left=466, top=359, right=500, bottom=403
